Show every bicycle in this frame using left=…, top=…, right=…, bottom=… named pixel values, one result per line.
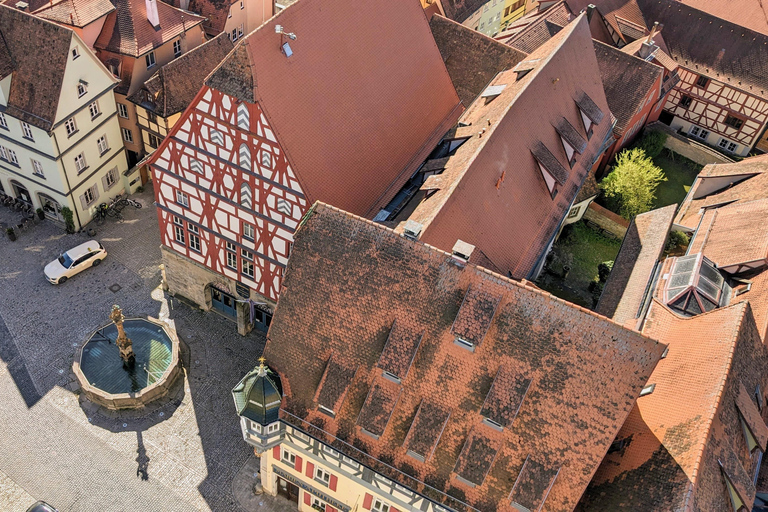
left=125, top=198, right=142, bottom=209
left=21, top=204, right=35, bottom=220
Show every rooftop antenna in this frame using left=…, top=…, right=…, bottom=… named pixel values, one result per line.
left=275, top=24, right=297, bottom=57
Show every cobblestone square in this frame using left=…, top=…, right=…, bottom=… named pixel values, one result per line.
left=0, top=185, right=276, bottom=511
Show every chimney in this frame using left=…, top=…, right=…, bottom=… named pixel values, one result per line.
left=15, top=1, right=28, bottom=10
left=451, top=240, right=475, bottom=266
left=146, top=0, right=160, bottom=29
left=586, top=4, right=596, bottom=22
left=402, top=220, right=423, bottom=241
left=646, top=21, right=660, bottom=43
left=638, top=22, right=660, bottom=59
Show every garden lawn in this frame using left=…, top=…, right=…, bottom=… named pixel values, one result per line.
left=652, top=149, right=702, bottom=209
left=538, top=222, right=622, bottom=309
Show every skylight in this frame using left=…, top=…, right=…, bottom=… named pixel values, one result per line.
left=665, top=253, right=731, bottom=316
left=481, top=84, right=507, bottom=99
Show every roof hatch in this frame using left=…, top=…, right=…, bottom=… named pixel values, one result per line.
left=664, top=253, right=731, bottom=316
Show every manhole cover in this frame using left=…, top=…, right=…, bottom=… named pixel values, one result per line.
left=109, top=284, right=122, bottom=293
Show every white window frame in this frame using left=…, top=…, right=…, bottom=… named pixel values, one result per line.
left=311, top=497, right=326, bottom=511
left=226, top=250, right=237, bottom=269
left=323, top=445, right=340, bottom=457
left=315, top=467, right=331, bottom=486
left=117, top=103, right=129, bottom=119
left=21, top=122, right=34, bottom=141
left=31, top=159, right=44, bottom=178
left=174, top=225, right=185, bottom=245
left=83, top=186, right=95, bottom=206
left=173, top=215, right=183, bottom=226
left=189, top=232, right=201, bottom=252
left=0, top=112, right=7, bottom=129
left=146, top=51, right=156, bottom=68
left=243, top=222, right=255, bottom=240
left=373, top=499, right=390, bottom=512
left=105, top=167, right=117, bottom=188
left=74, top=153, right=87, bottom=173
left=241, top=251, right=254, bottom=278
left=281, top=447, right=296, bottom=465
left=267, top=422, right=279, bottom=434
left=7, top=149, right=17, bottom=165
left=88, top=101, right=100, bottom=120
left=65, top=117, right=77, bottom=136
left=122, top=128, right=133, bottom=143
left=97, top=134, right=109, bottom=155
left=72, top=47, right=80, bottom=59
left=77, top=82, right=87, bottom=97
left=173, top=40, right=182, bottom=58
left=176, top=190, right=189, bottom=207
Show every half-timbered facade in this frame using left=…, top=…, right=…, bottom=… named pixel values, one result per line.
left=149, top=0, right=462, bottom=333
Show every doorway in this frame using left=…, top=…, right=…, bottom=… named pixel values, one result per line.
left=38, top=193, right=63, bottom=221
left=276, top=477, right=299, bottom=504
left=211, top=288, right=237, bottom=318
left=11, top=181, right=31, bottom=204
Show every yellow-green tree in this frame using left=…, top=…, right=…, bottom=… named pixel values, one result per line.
left=601, top=148, right=666, bottom=219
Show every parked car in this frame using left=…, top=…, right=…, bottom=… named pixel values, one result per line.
left=44, top=240, right=107, bottom=284
left=26, top=501, right=59, bottom=512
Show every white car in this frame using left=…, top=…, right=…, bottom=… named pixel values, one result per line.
left=44, top=240, right=107, bottom=284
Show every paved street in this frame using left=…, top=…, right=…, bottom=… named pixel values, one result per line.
left=0, top=185, right=272, bottom=511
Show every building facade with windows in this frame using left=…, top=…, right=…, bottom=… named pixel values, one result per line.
left=168, top=0, right=273, bottom=41
left=234, top=202, right=664, bottom=512
left=0, top=5, right=128, bottom=229
left=148, top=0, right=462, bottom=334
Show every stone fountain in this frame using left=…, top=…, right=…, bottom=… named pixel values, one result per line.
left=73, top=306, right=181, bottom=410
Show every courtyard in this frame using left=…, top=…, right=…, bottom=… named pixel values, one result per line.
left=0, top=185, right=273, bottom=511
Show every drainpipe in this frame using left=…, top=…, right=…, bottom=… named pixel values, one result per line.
left=51, top=130, right=82, bottom=230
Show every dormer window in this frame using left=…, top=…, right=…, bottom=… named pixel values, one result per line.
left=555, top=118, right=587, bottom=168
left=319, top=405, right=335, bottom=417
left=454, top=336, right=475, bottom=351
left=531, top=142, right=568, bottom=198
left=575, top=93, right=604, bottom=140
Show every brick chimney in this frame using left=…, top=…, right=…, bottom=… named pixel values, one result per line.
left=146, top=0, right=160, bottom=29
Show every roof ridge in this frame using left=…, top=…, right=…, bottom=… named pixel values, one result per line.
left=311, top=201, right=662, bottom=346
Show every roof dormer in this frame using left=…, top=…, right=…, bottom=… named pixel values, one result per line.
left=575, top=92, right=604, bottom=140
left=554, top=118, right=587, bottom=168
left=531, top=141, right=569, bottom=198
left=664, top=253, right=731, bottom=316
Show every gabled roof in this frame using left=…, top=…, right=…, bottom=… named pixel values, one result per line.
left=675, top=154, right=768, bottom=230
left=393, top=14, right=612, bottom=279
left=495, top=0, right=574, bottom=48
left=635, top=0, right=768, bottom=98
left=0, top=5, right=74, bottom=131
left=568, top=0, right=647, bottom=44
left=672, top=0, right=768, bottom=37
left=204, top=0, right=463, bottom=217
left=429, top=14, right=527, bottom=106
left=182, top=0, right=234, bottom=36
left=31, top=0, right=115, bottom=27
left=593, top=40, right=662, bottom=135
left=127, top=32, right=233, bottom=117
left=264, top=202, right=664, bottom=512
left=94, top=0, right=205, bottom=57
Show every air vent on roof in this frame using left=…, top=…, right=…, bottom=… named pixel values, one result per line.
left=403, top=220, right=422, bottom=241
left=452, top=239, right=475, bottom=264
left=14, top=1, right=28, bottom=10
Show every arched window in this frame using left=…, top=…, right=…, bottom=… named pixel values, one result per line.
left=240, top=182, right=252, bottom=210
left=261, top=151, right=271, bottom=168
left=237, top=103, right=250, bottom=130
left=238, top=143, right=251, bottom=171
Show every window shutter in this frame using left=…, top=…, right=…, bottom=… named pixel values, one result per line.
left=79, top=193, right=88, bottom=210
left=91, top=184, right=100, bottom=203
left=306, top=461, right=314, bottom=479
left=304, top=492, right=311, bottom=506
left=329, top=474, right=338, bottom=491
left=101, top=174, right=109, bottom=192
left=295, top=455, right=303, bottom=473
left=326, top=506, right=337, bottom=512
left=272, top=446, right=281, bottom=460
left=363, top=494, right=373, bottom=510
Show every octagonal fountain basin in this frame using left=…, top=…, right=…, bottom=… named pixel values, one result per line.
left=74, top=318, right=180, bottom=410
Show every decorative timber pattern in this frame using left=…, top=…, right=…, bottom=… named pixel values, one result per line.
left=151, top=86, right=308, bottom=301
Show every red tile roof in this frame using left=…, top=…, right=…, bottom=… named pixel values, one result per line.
left=264, top=202, right=664, bottom=512
left=205, top=0, right=463, bottom=217
left=593, top=40, right=662, bottom=135
left=94, top=0, right=205, bottom=57
left=395, top=14, right=613, bottom=279
left=31, top=0, right=114, bottom=27
left=503, top=1, right=575, bottom=53
left=673, top=0, right=768, bottom=36
left=596, top=204, right=676, bottom=326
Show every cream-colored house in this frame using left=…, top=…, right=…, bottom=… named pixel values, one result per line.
left=173, top=0, right=272, bottom=40
left=0, top=5, right=128, bottom=230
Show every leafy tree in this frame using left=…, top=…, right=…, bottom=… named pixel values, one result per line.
left=601, top=148, right=666, bottom=219
left=635, top=130, right=667, bottom=158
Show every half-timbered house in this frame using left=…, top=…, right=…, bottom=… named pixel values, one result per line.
left=235, top=202, right=664, bottom=512
left=148, top=0, right=462, bottom=333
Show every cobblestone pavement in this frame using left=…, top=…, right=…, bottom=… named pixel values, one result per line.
left=0, top=185, right=271, bottom=512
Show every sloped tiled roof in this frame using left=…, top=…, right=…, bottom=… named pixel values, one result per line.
left=673, top=0, right=768, bottom=37
left=94, top=0, right=205, bottom=57
left=497, top=0, right=574, bottom=50
left=127, top=32, right=233, bottom=117
left=0, top=5, right=74, bottom=131
left=31, top=0, right=114, bottom=27
left=568, top=0, right=647, bottom=43
left=593, top=40, right=662, bottom=135
left=183, top=0, right=232, bottom=35
left=597, top=204, right=676, bottom=326
left=675, top=154, right=768, bottom=230
left=635, top=0, right=768, bottom=98
left=264, top=202, right=664, bottom=512
left=204, top=0, right=463, bottom=218
left=396, top=14, right=612, bottom=280
left=429, top=14, right=527, bottom=106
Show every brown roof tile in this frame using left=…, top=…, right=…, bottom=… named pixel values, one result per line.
left=597, top=204, right=676, bottom=325
left=718, top=441, right=756, bottom=510
left=396, top=15, right=612, bottom=280
left=313, top=355, right=357, bottom=415
left=429, top=14, right=527, bottom=107
left=554, top=117, right=587, bottom=154
left=357, top=376, right=402, bottom=439
left=376, top=320, right=423, bottom=381
left=673, top=0, right=768, bottom=37
left=181, top=0, right=233, bottom=35
left=593, top=40, right=662, bottom=135
left=264, top=202, right=664, bottom=512
left=205, top=0, right=463, bottom=217
left=0, top=5, right=74, bottom=131
left=479, top=365, right=531, bottom=428
left=32, top=0, right=114, bottom=27
left=501, top=1, right=575, bottom=52
left=127, top=32, right=233, bottom=117
left=451, top=285, right=501, bottom=346
left=509, top=456, right=560, bottom=512
left=94, top=0, right=205, bottom=57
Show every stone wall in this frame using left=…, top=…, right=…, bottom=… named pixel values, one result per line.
left=583, top=202, right=629, bottom=239
left=646, top=122, right=735, bottom=166
left=161, top=245, right=276, bottom=335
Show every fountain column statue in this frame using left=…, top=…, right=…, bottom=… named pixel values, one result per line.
left=110, top=305, right=136, bottom=366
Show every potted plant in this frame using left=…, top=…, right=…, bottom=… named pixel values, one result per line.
left=36, top=207, right=45, bottom=220
left=6, top=227, right=15, bottom=241
left=61, top=206, right=75, bottom=234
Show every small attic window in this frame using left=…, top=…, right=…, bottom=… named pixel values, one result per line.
left=454, top=337, right=475, bottom=352
left=481, top=84, right=507, bottom=100
left=579, top=110, right=593, bottom=139
left=318, top=405, right=335, bottom=418
left=72, top=47, right=80, bottom=59
left=537, top=161, right=558, bottom=197
left=722, top=467, right=746, bottom=512
left=77, top=82, right=87, bottom=98
left=639, top=383, right=655, bottom=396
left=531, top=142, right=568, bottom=199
